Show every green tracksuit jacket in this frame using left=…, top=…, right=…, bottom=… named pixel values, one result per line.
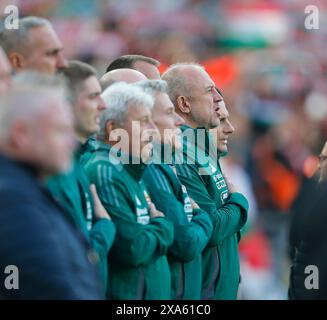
left=47, top=147, right=116, bottom=295
left=143, top=149, right=213, bottom=299
left=75, top=135, right=97, bottom=166
left=175, top=125, right=248, bottom=300
left=83, top=141, right=174, bottom=300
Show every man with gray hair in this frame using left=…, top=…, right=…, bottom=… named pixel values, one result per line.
left=80, top=67, right=147, bottom=165
left=83, top=82, right=174, bottom=299
left=0, top=74, right=102, bottom=299
left=0, top=46, right=11, bottom=95
left=162, top=63, right=248, bottom=300
left=139, top=79, right=213, bottom=299
left=0, top=16, right=67, bottom=74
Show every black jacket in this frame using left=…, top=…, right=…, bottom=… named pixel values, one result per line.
left=0, top=154, right=102, bottom=299
left=289, top=177, right=327, bottom=299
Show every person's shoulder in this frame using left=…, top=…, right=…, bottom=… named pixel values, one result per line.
left=85, top=153, right=125, bottom=182
left=0, top=162, right=40, bottom=201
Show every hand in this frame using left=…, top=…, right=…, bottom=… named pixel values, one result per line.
left=223, top=174, right=238, bottom=194
left=189, top=197, right=200, bottom=209
left=148, top=202, right=165, bottom=219
left=90, top=184, right=111, bottom=220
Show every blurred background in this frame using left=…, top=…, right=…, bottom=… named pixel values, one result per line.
left=1, top=0, right=327, bottom=299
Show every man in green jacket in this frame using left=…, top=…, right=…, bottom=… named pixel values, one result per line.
left=137, top=79, right=213, bottom=299
left=78, top=68, right=148, bottom=166
left=47, top=61, right=116, bottom=296
left=83, top=82, right=174, bottom=300
left=162, top=63, right=248, bottom=300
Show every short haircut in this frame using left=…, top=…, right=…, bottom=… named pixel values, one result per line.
left=60, top=60, right=98, bottom=102
left=161, top=62, right=205, bottom=104
left=135, top=79, right=168, bottom=96
left=99, top=82, right=154, bottom=139
left=0, top=16, right=51, bottom=55
left=106, top=54, right=160, bottom=73
left=0, top=71, right=67, bottom=141
left=100, top=77, right=116, bottom=90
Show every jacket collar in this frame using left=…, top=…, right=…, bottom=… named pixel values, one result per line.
left=74, top=135, right=97, bottom=160
left=93, top=140, right=147, bottom=181
left=0, top=152, right=42, bottom=179
left=180, top=124, right=212, bottom=155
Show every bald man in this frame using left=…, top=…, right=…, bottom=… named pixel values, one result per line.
left=162, top=63, right=248, bottom=300
left=0, top=46, right=11, bottom=95
left=100, top=68, right=147, bottom=90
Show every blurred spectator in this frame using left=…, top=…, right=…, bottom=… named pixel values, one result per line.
left=0, top=73, right=102, bottom=299
left=289, top=141, right=327, bottom=299
left=0, top=16, right=67, bottom=74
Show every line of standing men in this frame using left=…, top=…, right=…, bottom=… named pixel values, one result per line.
left=0, top=16, right=248, bottom=299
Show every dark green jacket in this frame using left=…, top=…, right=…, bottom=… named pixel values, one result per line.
left=83, top=141, right=174, bottom=300
left=76, top=135, right=98, bottom=166
left=143, top=154, right=213, bottom=299
left=47, top=146, right=116, bottom=296
left=175, top=125, right=248, bottom=300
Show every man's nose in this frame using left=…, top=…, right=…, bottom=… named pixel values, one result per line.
left=174, top=112, right=185, bottom=127
left=225, top=120, right=235, bottom=134
left=98, top=96, right=106, bottom=111
left=213, top=87, right=223, bottom=102
left=56, top=52, right=68, bottom=70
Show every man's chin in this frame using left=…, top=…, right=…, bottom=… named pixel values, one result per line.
left=218, top=145, right=228, bottom=154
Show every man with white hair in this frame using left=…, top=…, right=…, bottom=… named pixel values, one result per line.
left=0, top=16, right=68, bottom=74
left=139, top=79, right=213, bottom=299
left=0, top=74, right=102, bottom=299
left=0, top=46, right=11, bottom=95
left=83, top=82, right=174, bottom=299
left=79, top=67, right=148, bottom=165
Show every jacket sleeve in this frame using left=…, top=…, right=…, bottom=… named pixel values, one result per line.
left=85, top=162, right=174, bottom=268
left=89, top=219, right=116, bottom=261
left=176, top=163, right=248, bottom=245
left=0, top=189, right=92, bottom=300
left=143, top=168, right=213, bottom=263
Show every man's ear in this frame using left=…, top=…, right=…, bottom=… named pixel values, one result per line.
left=176, top=95, right=191, bottom=114
left=106, top=120, right=118, bottom=142
left=10, top=121, right=30, bottom=150
left=8, top=52, right=25, bottom=71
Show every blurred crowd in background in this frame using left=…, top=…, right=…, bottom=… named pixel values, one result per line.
left=1, top=0, right=326, bottom=299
